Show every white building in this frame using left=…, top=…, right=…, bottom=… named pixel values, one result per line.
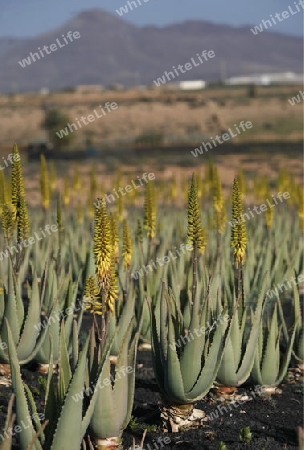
left=225, top=72, right=303, bottom=86
left=39, top=88, right=50, bottom=95
left=179, top=80, right=206, bottom=90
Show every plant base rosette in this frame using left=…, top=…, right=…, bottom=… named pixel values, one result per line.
left=297, top=362, right=304, bottom=372
left=138, top=342, right=152, bottom=351
left=94, top=436, right=122, bottom=449
left=213, top=384, right=237, bottom=397
left=37, top=363, right=58, bottom=374
left=0, top=363, right=11, bottom=386
left=160, top=404, right=206, bottom=432
left=0, top=363, right=11, bottom=376
left=258, top=385, right=282, bottom=395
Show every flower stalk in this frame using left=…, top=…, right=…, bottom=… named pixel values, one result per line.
left=187, top=173, right=206, bottom=303
left=230, top=177, right=247, bottom=315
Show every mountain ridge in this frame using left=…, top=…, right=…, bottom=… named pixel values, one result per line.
left=0, top=8, right=302, bottom=93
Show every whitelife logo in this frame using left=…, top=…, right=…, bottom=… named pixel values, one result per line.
left=153, top=50, right=215, bottom=87
left=0, top=224, right=58, bottom=262
left=288, top=89, right=304, bottom=106
left=116, top=0, right=151, bottom=17
left=34, top=298, right=84, bottom=332
left=56, top=102, right=118, bottom=139
left=0, top=413, right=45, bottom=443
left=94, top=172, right=155, bottom=208
left=228, top=191, right=290, bottom=228
left=169, top=314, right=230, bottom=351
left=18, top=31, right=81, bottom=68
left=250, top=1, right=304, bottom=35
left=0, top=152, right=20, bottom=171
left=266, top=273, right=304, bottom=299
left=131, top=243, right=193, bottom=280
left=72, top=366, right=134, bottom=402
left=208, top=386, right=263, bottom=421
left=191, top=121, right=253, bottom=158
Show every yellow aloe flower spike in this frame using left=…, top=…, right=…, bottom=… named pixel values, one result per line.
left=230, top=178, right=247, bottom=267
left=187, top=173, right=206, bottom=254
left=122, top=219, right=132, bottom=270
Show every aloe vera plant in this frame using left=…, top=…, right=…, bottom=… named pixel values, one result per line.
left=295, top=326, right=304, bottom=367
left=108, top=281, right=139, bottom=356
left=84, top=318, right=140, bottom=449
left=5, top=319, right=101, bottom=450
left=0, top=147, right=302, bottom=448
left=0, top=262, right=49, bottom=365
left=78, top=196, right=141, bottom=448
left=35, top=269, right=83, bottom=367
left=215, top=275, right=268, bottom=387
left=0, top=256, right=82, bottom=369
left=278, top=278, right=304, bottom=368
left=146, top=175, right=231, bottom=431
left=250, top=303, right=298, bottom=388
left=149, top=279, right=230, bottom=432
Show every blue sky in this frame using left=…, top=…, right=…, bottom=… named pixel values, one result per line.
left=0, top=0, right=303, bottom=37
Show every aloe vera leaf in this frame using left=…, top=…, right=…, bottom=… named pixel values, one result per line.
left=5, top=319, right=43, bottom=450
left=50, top=333, right=91, bottom=450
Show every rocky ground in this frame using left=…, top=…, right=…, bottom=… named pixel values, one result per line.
left=0, top=348, right=302, bottom=450
left=123, top=350, right=303, bottom=450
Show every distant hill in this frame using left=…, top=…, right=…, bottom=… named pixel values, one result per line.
left=0, top=37, right=28, bottom=57
left=0, top=9, right=302, bottom=93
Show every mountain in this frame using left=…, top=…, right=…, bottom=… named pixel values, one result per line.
left=0, top=9, right=302, bottom=93
left=0, top=37, right=29, bottom=57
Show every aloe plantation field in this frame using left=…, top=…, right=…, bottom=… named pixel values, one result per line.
left=0, top=145, right=303, bottom=450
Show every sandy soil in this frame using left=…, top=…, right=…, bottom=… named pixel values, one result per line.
left=0, top=86, right=302, bottom=146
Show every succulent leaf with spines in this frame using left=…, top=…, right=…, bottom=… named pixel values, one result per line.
left=5, top=319, right=101, bottom=450
left=251, top=304, right=298, bottom=386
left=149, top=276, right=230, bottom=429
left=216, top=275, right=268, bottom=387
